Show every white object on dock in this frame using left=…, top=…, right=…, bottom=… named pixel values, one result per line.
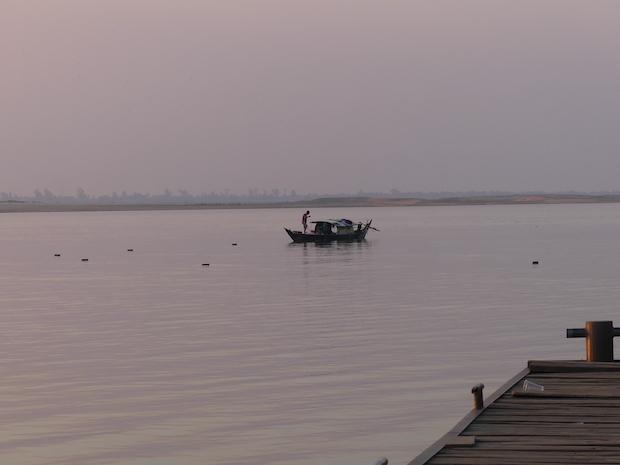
left=522, top=379, right=544, bottom=392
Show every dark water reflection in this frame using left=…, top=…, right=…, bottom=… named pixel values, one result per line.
left=288, top=239, right=371, bottom=249
left=291, top=240, right=371, bottom=264
left=2, top=205, right=620, bottom=464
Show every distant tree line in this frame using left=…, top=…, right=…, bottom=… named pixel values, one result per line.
left=1, top=188, right=345, bottom=205
left=3, top=188, right=620, bottom=205
left=1, top=188, right=310, bottom=205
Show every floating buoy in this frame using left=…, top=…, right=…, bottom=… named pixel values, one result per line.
left=81, top=258, right=89, bottom=262
left=202, top=263, right=210, bottom=267
left=54, top=254, right=61, bottom=257
left=127, top=249, right=134, bottom=252
left=532, top=260, right=539, bottom=265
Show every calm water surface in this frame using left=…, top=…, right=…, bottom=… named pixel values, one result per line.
left=2, top=204, right=620, bottom=465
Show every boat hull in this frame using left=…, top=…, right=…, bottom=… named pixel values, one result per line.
left=285, top=222, right=371, bottom=243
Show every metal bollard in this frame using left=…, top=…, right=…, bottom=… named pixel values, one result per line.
left=471, top=383, right=484, bottom=410
left=567, top=321, right=620, bottom=362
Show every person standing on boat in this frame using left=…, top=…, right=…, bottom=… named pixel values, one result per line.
left=302, top=210, right=311, bottom=233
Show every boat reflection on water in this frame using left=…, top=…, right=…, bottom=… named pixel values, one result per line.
left=307, top=240, right=370, bottom=250
left=287, top=238, right=372, bottom=250
left=288, top=237, right=372, bottom=267
left=288, top=236, right=373, bottom=289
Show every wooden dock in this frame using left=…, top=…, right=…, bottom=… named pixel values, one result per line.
left=409, top=360, right=620, bottom=465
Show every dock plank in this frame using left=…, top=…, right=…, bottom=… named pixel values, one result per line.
left=409, top=361, right=620, bottom=465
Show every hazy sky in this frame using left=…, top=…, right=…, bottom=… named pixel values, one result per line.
left=2, top=1, right=620, bottom=195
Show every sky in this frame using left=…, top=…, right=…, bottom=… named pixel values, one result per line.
left=2, top=1, right=620, bottom=196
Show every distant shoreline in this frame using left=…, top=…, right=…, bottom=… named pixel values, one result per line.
left=3, top=194, right=620, bottom=213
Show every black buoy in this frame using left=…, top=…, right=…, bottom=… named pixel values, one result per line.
left=232, top=243, right=238, bottom=246
left=532, top=260, right=539, bottom=265
left=54, top=254, right=61, bottom=257
left=127, top=249, right=134, bottom=252
left=81, top=258, right=89, bottom=262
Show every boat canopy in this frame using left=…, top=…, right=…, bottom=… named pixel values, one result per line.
left=310, top=218, right=356, bottom=227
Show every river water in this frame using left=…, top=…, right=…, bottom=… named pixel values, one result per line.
left=1, top=204, right=619, bottom=465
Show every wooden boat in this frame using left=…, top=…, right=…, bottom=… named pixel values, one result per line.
left=285, top=218, right=373, bottom=243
